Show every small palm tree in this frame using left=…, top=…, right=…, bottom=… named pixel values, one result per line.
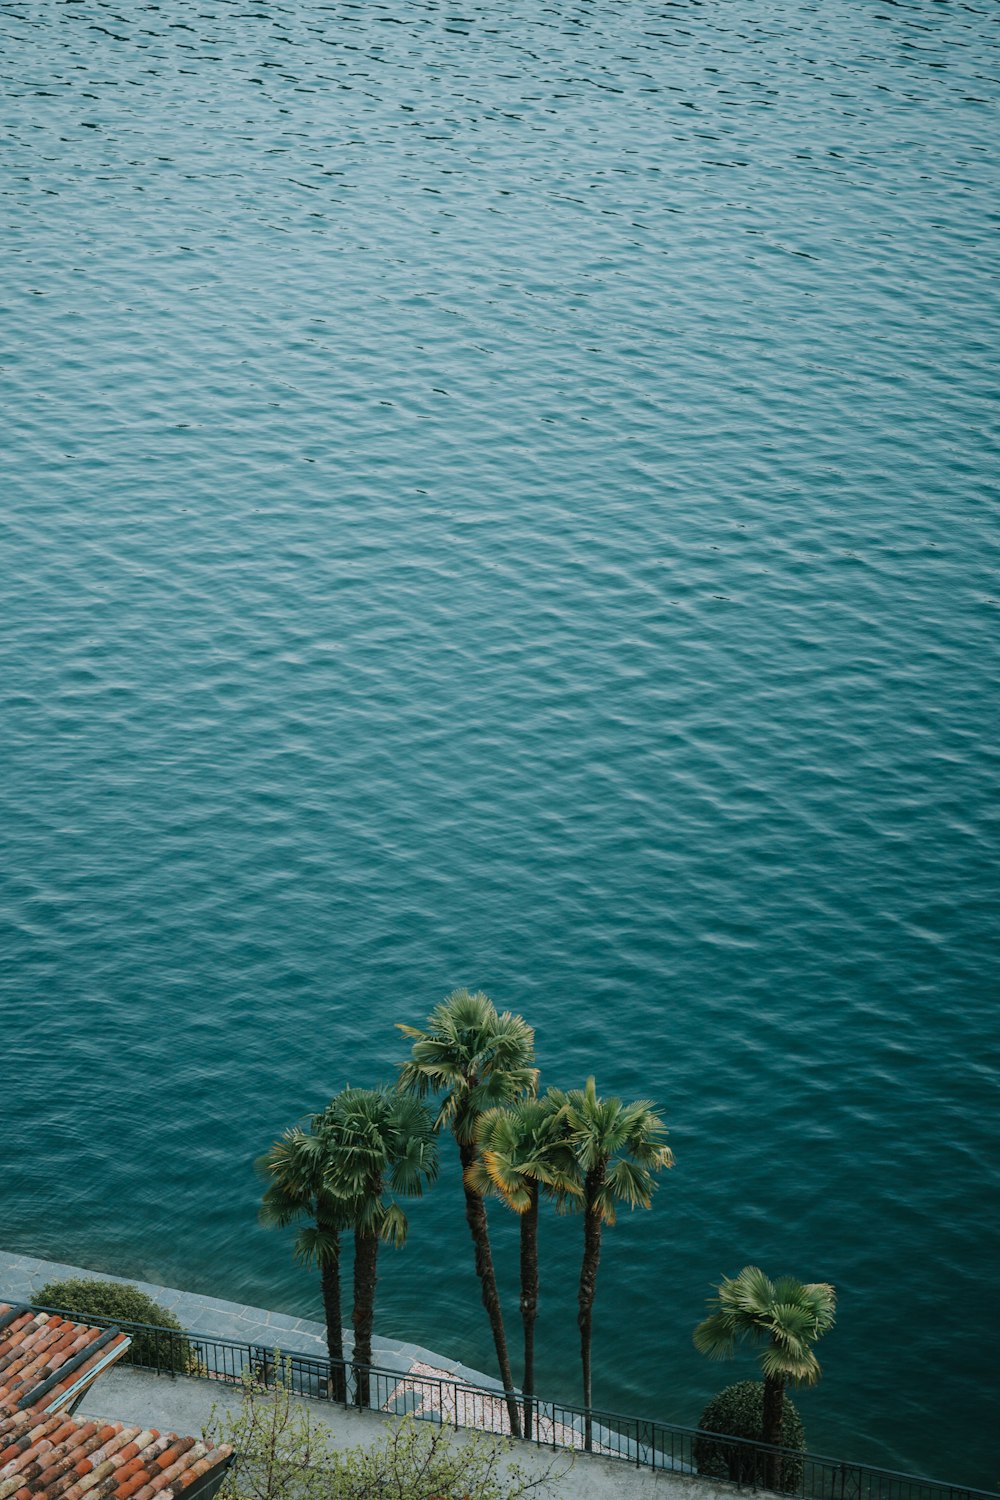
left=693, top=1266, right=836, bottom=1489
left=319, top=1087, right=438, bottom=1408
left=467, top=1092, right=580, bottom=1438
left=398, top=987, right=538, bottom=1438
left=554, top=1076, right=673, bottom=1449
left=258, top=1120, right=352, bottom=1401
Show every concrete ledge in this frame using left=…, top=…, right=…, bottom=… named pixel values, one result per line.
left=1, top=1247, right=741, bottom=1498
left=0, top=1247, right=482, bottom=1378
left=74, top=1365, right=742, bottom=1500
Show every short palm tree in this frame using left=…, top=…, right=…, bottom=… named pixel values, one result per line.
left=398, top=987, right=538, bottom=1438
left=467, top=1092, right=580, bottom=1438
left=258, top=1119, right=352, bottom=1401
left=693, top=1266, right=836, bottom=1488
left=554, top=1076, right=673, bottom=1449
left=320, top=1087, right=438, bottom=1408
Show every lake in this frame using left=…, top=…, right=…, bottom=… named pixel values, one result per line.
left=2, top=0, right=998, bottom=1485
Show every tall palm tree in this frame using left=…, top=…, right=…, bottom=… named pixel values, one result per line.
left=554, top=1076, right=673, bottom=1449
left=398, top=987, right=538, bottom=1438
left=320, top=1087, right=438, bottom=1408
left=258, top=1119, right=352, bottom=1401
left=693, top=1266, right=836, bottom=1489
left=467, top=1092, right=581, bottom=1438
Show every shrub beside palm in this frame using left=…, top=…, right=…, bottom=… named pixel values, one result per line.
left=34, top=1277, right=193, bottom=1374
left=694, top=1380, right=807, bottom=1491
left=206, top=1372, right=564, bottom=1500
left=694, top=1265, right=836, bottom=1488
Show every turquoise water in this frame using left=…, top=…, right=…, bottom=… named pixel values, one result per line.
left=2, top=0, right=998, bottom=1484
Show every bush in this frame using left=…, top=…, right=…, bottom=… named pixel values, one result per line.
left=34, top=1277, right=193, bottom=1375
left=205, top=1371, right=568, bottom=1500
left=694, top=1380, right=806, bottom=1491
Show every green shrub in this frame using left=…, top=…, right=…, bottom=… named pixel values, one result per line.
left=34, top=1277, right=193, bottom=1375
left=694, top=1380, right=806, bottom=1491
left=205, top=1373, right=568, bottom=1500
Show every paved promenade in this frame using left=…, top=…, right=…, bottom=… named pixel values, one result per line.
left=0, top=1246, right=499, bottom=1391
left=0, top=1247, right=732, bottom=1500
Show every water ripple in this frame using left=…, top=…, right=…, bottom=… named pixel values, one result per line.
left=2, top=0, right=998, bottom=1485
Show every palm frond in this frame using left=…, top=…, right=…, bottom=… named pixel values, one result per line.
left=482, top=1150, right=533, bottom=1212
left=258, top=1182, right=307, bottom=1230
left=561, top=1076, right=672, bottom=1211
left=463, top=1155, right=493, bottom=1198
left=722, top=1266, right=777, bottom=1319
left=590, top=1187, right=618, bottom=1226
left=693, top=1310, right=739, bottom=1360
left=292, top=1224, right=341, bottom=1269
left=769, top=1301, right=820, bottom=1353
left=694, top=1266, right=836, bottom=1387
left=797, top=1281, right=837, bottom=1333
left=760, top=1343, right=822, bottom=1387
left=397, top=988, right=537, bottom=1146
left=379, top=1201, right=409, bottom=1250
left=604, top=1157, right=657, bottom=1211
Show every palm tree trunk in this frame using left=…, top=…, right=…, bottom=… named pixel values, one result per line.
left=762, top=1373, right=786, bottom=1490
left=352, top=1229, right=379, bottom=1409
left=458, top=1138, right=522, bottom=1438
left=520, top=1183, right=539, bottom=1440
left=577, top=1165, right=605, bottom=1452
left=319, top=1233, right=346, bottom=1403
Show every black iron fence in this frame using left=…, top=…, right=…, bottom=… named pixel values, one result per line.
left=27, top=1304, right=993, bottom=1500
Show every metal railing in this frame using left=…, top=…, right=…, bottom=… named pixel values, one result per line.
left=26, top=1304, right=993, bottom=1500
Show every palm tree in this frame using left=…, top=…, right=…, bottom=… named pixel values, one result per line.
left=398, top=987, right=538, bottom=1438
left=554, top=1076, right=673, bottom=1449
left=467, top=1092, right=581, bottom=1438
left=258, top=1119, right=352, bottom=1401
left=693, top=1266, right=836, bottom=1489
left=320, top=1087, right=438, bottom=1408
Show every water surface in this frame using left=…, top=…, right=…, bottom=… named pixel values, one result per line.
left=2, top=0, right=998, bottom=1484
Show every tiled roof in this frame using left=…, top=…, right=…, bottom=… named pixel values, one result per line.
left=0, top=1404, right=233, bottom=1499
left=0, top=1306, right=131, bottom=1415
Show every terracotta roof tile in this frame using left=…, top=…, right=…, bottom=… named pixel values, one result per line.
left=0, top=1306, right=131, bottom=1414
left=0, top=1407, right=232, bottom=1500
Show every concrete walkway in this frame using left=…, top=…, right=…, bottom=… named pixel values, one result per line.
left=0, top=1248, right=731, bottom=1500
left=0, top=1246, right=498, bottom=1391
left=70, top=1365, right=734, bottom=1500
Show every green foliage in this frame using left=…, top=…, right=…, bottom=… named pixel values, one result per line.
left=258, top=1123, right=352, bottom=1266
left=693, top=1265, right=836, bottom=1387
left=550, top=1076, right=673, bottom=1224
left=317, top=1086, right=439, bottom=1244
left=694, top=1380, right=806, bottom=1491
left=397, top=987, right=537, bottom=1436
left=206, top=1368, right=336, bottom=1500
left=34, top=1277, right=193, bottom=1374
left=258, top=1088, right=437, bottom=1275
left=261, top=1088, right=438, bottom=1406
left=468, top=1093, right=581, bottom=1212
left=205, top=1371, right=567, bottom=1500
left=397, top=987, right=538, bottom=1143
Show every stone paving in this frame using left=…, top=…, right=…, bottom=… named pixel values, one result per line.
left=69, top=1365, right=723, bottom=1500
left=0, top=1247, right=632, bottom=1454
left=0, top=1246, right=724, bottom=1500
left=0, top=1247, right=499, bottom=1391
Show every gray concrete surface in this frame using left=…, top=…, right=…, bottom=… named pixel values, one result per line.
left=0, top=1247, right=499, bottom=1389
left=1, top=1247, right=742, bottom=1498
left=75, top=1366, right=738, bottom=1500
